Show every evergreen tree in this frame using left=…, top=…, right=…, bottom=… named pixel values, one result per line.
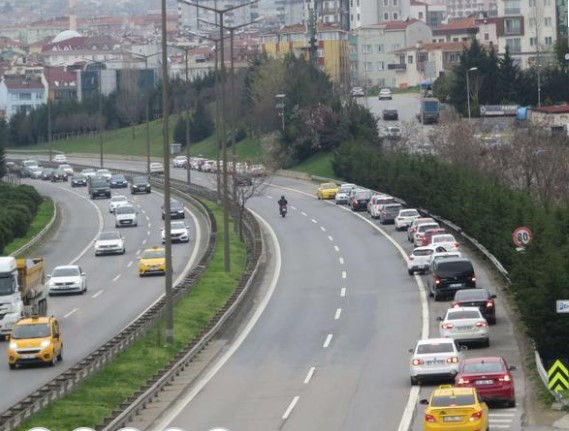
left=498, top=47, right=520, bottom=104
left=189, top=99, right=214, bottom=143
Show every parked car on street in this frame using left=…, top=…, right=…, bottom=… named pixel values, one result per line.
left=335, top=183, right=356, bottom=205
left=351, top=87, right=365, bottom=97
left=378, top=88, right=393, bottom=100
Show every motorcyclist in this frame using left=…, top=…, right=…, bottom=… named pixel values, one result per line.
left=278, top=195, right=288, bottom=211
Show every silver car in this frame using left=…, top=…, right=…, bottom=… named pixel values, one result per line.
left=115, top=204, right=138, bottom=227
left=47, top=265, right=87, bottom=295
left=395, top=208, right=420, bottom=231
left=438, top=307, right=489, bottom=347
left=409, top=338, right=464, bottom=385
left=94, top=231, right=126, bottom=256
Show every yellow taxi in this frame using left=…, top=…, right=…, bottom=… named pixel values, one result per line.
left=420, top=384, right=489, bottom=431
left=8, top=315, right=63, bottom=369
left=317, top=182, right=339, bottom=200
left=138, top=246, right=166, bottom=276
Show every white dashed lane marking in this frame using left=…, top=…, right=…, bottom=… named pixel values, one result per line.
left=282, top=396, right=300, bottom=420
left=304, top=367, right=315, bottom=384
left=320, top=226, right=326, bottom=232
left=64, top=308, right=78, bottom=318
left=339, top=257, right=344, bottom=265
left=328, top=235, right=333, bottom=241
left=301, top=212, right=307, bottom=216
left=311, top=218, right=317, bottom=224
left=335, top=308, right=342, bottom=320
left=112, top=274, right=121, bottom=282
left=342, top=271, right=347, bottom=279
left=340, top=287, right=346, bottom=297
left=323, top=334, right=333, bottom=348
left=334, top=245, right=340, bottom=252
left=92, top=291, right=103, bottom=298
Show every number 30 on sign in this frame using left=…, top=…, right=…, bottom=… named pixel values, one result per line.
left=513, top=226, right=532, bottom=248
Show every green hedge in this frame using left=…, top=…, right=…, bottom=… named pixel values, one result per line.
left=0, top=184, right=42, bottom=254
left=333, top=146, right=569, bottom=359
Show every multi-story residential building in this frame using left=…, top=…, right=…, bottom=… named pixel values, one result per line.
left=446, top=0, right=497, bottom=19
left=475, top=16, right=498, bottom=46
left=349, top=19, right=432, bottom=88
left=556, top=0, right=568, bottom=38
left=259, top=24, right=349, bottom=87
left=409, top=0, right=428, bottom=24
left=391, top=41, right=468, bottom=86
left=177, top=0, right=259, bottom=32
left=41, top=67, right=78, bottom=103
left=432, top=18, right=479, bottom=43
left=497, top=0, right=557, bottom=69
left=350, top=0, right=412, bottom=29
left=0, top=77, right=45, bottom=119
left=313, top=0, right=350, bottom=29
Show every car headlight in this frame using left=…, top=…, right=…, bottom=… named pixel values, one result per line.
left=40, top=340, right=51, bottom=347
left=9, top=342, right=17, bottom=349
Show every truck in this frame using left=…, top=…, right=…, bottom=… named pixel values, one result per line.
left=420, top=97, right=440, bottom=124
left=0, top=257, right=47, bottom=340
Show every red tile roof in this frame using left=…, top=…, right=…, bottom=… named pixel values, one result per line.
left=383, top=19, right=420, bottom=30
left=45, top=68, right=77, bottom=86
left=533, top=105, right=569, bottom=114
left=3, top=78, right=44, bottom=90
left=434, top=18, right=477, bottom=31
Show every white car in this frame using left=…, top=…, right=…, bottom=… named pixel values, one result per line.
left=94, top=231, right=125, bottom=256
left=378, top=88, right=393, bottom=100
left=115, top=204, right=138, bottom=227
left=108, top=195, right=129, bottom=213
left=369, top=196, right=396, bottom=219
left=47, top=265, right=87, bottom=295
left=52, top=154, right=67, bottom=163
left=429, top=233, right=460, bottom=251
left=407, top=245, right=447, bottom=275
left=172, top=156, right=187, bottom=168
left=394, top=208, right=421, bottom=231
left=96, top=169, right=112, bottom=180
left=30, top=167, right=44, bottom=179
left=162, top=220, right=190, bottom=243
left=81, top=168, right=97, bottom=179
left=351, top=87, right=365, bottom=97
left=414, top=222, right=441, bottom=246
left=59, top=164, right=74, bottom=175
left=428, top=250, right=462, bottom=268
left=409, top=337, right=464, bottom=385
left=438, top=307, right=489, bottom=347
left=150, top=162, right=164, bottom=174
left=335, top=183, right=356, bottom=205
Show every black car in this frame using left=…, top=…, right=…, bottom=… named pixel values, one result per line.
left=427, top=257, right=476, bottom=301
left=350, top=190, right=372, bottom=211
left=162, top=200, right=185, bottom=219
left=70, top=174, right=88, bottom=187
left=130, top=176, right=151, bottom=194
left=452, top=288, right=497, bottom=324
left=110, top=174, right=128, bottom=188
left=41, top=168, right=54, bottom=181
left=382, top=109, right=399, bottom=121
left=234, top=172, right=253, bottom=186
left=89, top=179, right=111, bottom=199
left=51, top=168, right=68, bottom=182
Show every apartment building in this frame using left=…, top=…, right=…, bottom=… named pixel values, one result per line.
left=0, top=77, right=45, bottom=119
left=350, top=0, right=413, bottom=29
left=446, top=0, right=497, bottom=18
left=497, top=0, right=557, bottom=68
left=349, top=19, right=432, bottom=88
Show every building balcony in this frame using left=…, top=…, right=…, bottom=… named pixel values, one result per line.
left=387, top=63, right=407, bottom=71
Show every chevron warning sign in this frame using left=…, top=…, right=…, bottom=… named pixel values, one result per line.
left=548, top=359, right=569, bottom=392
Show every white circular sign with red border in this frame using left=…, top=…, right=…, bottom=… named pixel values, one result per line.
left=513, top=226, right=533, bottom=247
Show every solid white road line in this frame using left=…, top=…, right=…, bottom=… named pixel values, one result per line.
left=64, top=308, right=78, bottom=318
left=92, top=291, right=103, bottom=298
left=340, top=287, right=346, bottom=297
left=335, top=308, right=342, bottom=320
left=112, top=274, right=121, bottom=282
left=323, top=334, right=333, bottom=348
left=304, top=367, right=316, bottom=384
left=282, top=396, right=300, bottom=420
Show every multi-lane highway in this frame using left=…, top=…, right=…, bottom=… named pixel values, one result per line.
left=0, top=176, right=205, bottom=411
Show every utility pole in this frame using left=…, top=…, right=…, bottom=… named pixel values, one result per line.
left=179, top=0, right=259, bottom=272
left=307, top=4, right=318, bottom=67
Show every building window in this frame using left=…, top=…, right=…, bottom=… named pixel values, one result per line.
left=544, top=0, right=551, bottom=5
left=484, top=33, right=489, bottom=40
left=393, top=0, right=398, bottom=5
left=350, top=0, right=353, bottom=6
left=384, top=12, right=389, bottom=20
left=362, top=44, right=372, bottom=54
left=377, top=61, right=384, bottom=70
left=408, top=55, right=413, bottom=64
left=504, top=18, right=521, bottom=35
left=529, top=0, right=535, bottom=5
left=419, top=12, right=423, bottom=19
left=452, top=37, right=459, bottom=42
left=357, top=13, right=360, bottom=20
left=399, top=55, right=405, bottom=64
left=19, top=93, right=32, bottom=101
left=393, top=12, right=398, bottom=19
left=504, top=0, right=520, bottom=14
left=376, top=44, right=383, bottom=52
left=544, top=17, right=552, bottom=27
left=384, top=0, right=388, bottom=5
left=529, top=36, right=537, bottom=46
left=364, top=62, right=373, bottom=71
left=545, top=36, right=553, bottom=46
left=351, top=14, right=353, bottom=21
left=505, top=38, right=521, bottom=53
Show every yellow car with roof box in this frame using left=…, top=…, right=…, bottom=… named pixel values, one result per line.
left=317, top=182, right=339, bottom=200
left=138, top=246, right=166, bottom=276
left=8, top=315, right=63, bottom=369
left=420, top=384, right=489, bottom=431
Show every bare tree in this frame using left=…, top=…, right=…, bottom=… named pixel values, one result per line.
left=116, top=68, right=144, bottom=138
left=234, top=174, right=270, bottom=241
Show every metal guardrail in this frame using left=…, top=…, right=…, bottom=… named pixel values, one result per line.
left=0, top=173, right=220, bottom=431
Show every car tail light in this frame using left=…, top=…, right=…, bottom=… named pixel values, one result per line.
left=470, top=411, right=483, bottom=421
left=452, top=301, right=460, bottom=308
left=435, top=276, right=441, bottom=285
left=475, top=321, right=488, bottom=327
left=486, top=301, right=494, bottom=308
left=447, top=356, right=459, bottom=364
left=471, top=275, right=476, bottom=282
left=412, top=358, right=424, bottom=366
left=425, top=414, right=436, bottom=423
left=457, top=377, right=470, bottom=385
left=409, top=255, right=414, bottom=260
left=499, top=374, right=511, bottom=382
left=442, top=323, right=454, bottom=329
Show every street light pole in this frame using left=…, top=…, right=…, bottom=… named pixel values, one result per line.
left=466, top=66, right=477, bottom=120
left=179, top=0, right=259, bottom=272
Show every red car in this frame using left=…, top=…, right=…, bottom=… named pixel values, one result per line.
left=421, top=228, right=446, bottom=246
left=455, top=356, right=516, bottom=407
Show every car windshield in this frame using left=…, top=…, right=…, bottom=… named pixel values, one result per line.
left=171, top=202, right=183, bottom=210
left=11, top=323, right=50, bottom=339
left=355, top=192, right=371, bottom=199
left=339, top=186, right=352, bottom=193
left=0, top=275, right=14, bottom=295
left=98, top=232, right=120, bottom=241
left=431, top=394, right=475, bottom=407
left=142, top=249, right=164, bottom=259
left=52, top=267, right=80, bottom=277
left=455, top=289, right=489, bottom=300
left=447, top=310, right=481, bottom=320
left=418, top=224, right=439, bottom=232
left=321, top=184, right=336, bottom=190
left=116, top=206, right=135, bottom=214
left=91, top=180, right=107, bottom=187
left=413, top=249, right=434, bottom=256
left=401, top=210, right=419, bottom=217
left=437, top=261, right=473, bottom=276
left=72, top=175, right=85, bottom=179
left=112, top=175, right=125, bottom=181
left=463, top=362, right=504, bottom=374
left=171, top=222, right=186, bottom=229
left=111, top=196, right=127, bottom=203
left=416, top=342, right=455, bottom=354
left=133, top=176, right=148, bottom=184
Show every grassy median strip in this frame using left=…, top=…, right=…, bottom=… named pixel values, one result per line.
left=5, top=198, right=55, bottom=257
left=15, top=203, right=247, bottom=431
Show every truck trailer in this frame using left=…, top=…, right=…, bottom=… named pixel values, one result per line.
left=420, top=97, right=440, bottom=124
left=0, top=257, right=47, bottom=339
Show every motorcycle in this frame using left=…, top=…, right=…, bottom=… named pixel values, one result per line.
left=279, top=204, right=287, bottom=218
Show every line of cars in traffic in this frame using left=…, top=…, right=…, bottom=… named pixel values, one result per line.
left=316, top=180, right=515, bottom=429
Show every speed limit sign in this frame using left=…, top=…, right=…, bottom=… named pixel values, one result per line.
left=513, top=226, right=533, bottom=247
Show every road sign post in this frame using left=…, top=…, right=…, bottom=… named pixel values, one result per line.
left=513, top=226, right=533, bottom=249
left=548, top=359, right=569, bottom=392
